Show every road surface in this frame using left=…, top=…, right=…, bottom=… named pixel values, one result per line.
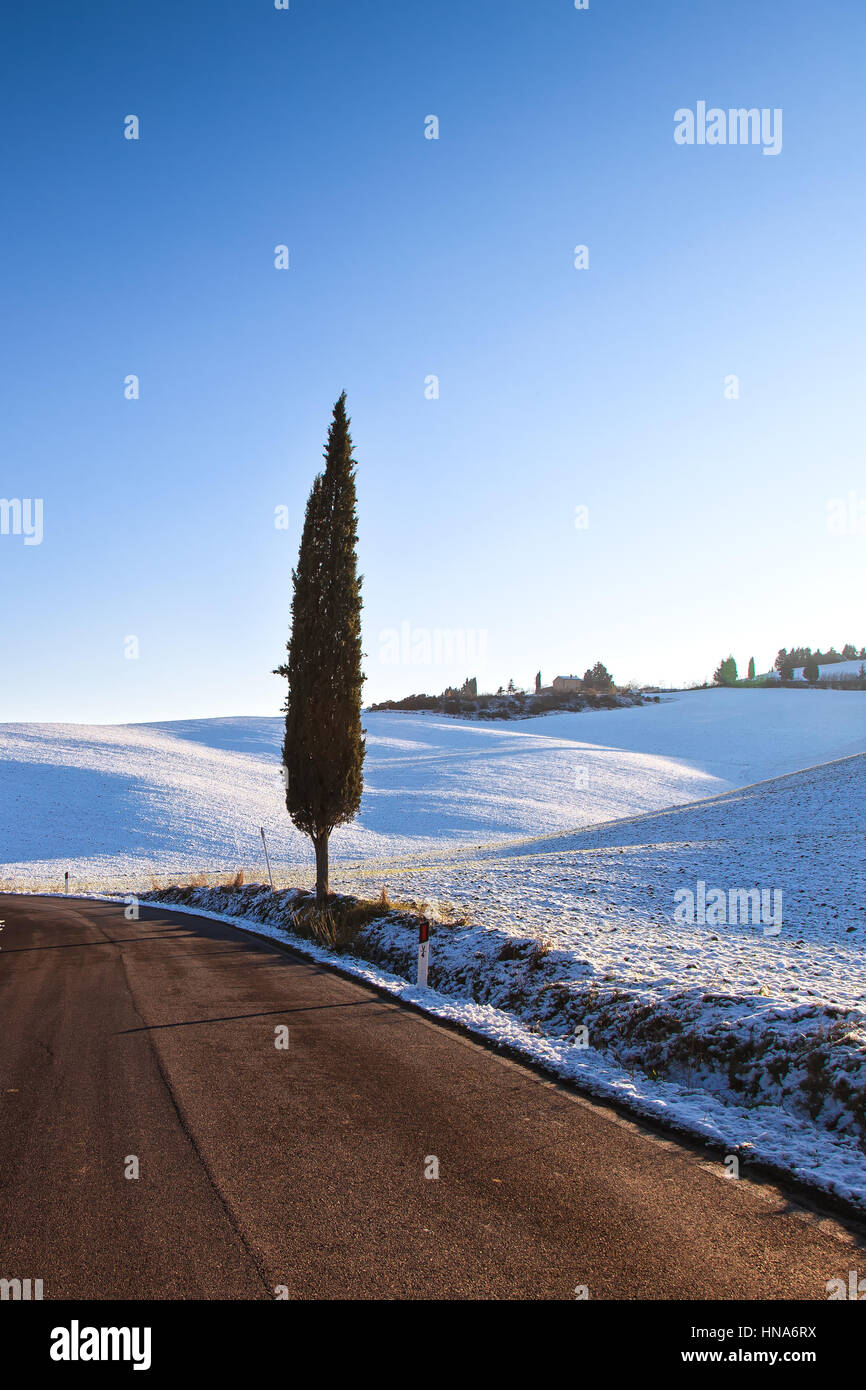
left=0, top=894, right=861, bottom=1299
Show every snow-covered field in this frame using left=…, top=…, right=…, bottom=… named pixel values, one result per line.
left=2, top=688, right=865, bottom=1206
left=1, top=689, right=863, bottom=888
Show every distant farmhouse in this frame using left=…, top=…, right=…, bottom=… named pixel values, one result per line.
left=535, top=672, right=584, bottom=696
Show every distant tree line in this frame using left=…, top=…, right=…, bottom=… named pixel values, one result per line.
left=713, top=642, right=866, bottom=688
left=773, top=644, right=864, bottom=679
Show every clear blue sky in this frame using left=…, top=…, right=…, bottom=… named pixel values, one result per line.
left=2, top=0, right=863, bottom=722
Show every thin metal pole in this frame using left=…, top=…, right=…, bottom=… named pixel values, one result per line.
left=260, top=827, right=275, bottom=892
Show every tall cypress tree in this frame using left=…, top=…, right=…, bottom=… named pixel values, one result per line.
left=275, top=392, right=365, bottom=901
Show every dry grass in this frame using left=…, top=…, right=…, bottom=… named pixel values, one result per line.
left=289, top=892, right=402, bottom=953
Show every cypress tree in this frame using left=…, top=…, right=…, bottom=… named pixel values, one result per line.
left=275, top=392, right=365, bottom=901
left=747, top=656, right=756, bottom=680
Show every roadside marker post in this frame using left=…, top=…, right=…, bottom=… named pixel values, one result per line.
left=260, top=827, right=275, bottom=892
left=64, top=871, right=69, bottom=896
left=417, top=920, right=430, bottom=988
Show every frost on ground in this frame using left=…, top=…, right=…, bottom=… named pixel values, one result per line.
left=3, top=689, right=865, bottom=1208
left=1, top=689, right=864, bottom=889
left=146, top=751, right=866, bottom=1210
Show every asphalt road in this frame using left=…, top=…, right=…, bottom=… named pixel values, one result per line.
left=0, top=894, right=861, bottom=1300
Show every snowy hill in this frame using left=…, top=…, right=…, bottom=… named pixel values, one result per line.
left=2, top=686, right=865, bottom=1206
left=1, top=689, right=864, bottom=889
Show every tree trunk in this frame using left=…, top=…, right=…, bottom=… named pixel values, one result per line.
left=313, top=833, right=329, bottom=903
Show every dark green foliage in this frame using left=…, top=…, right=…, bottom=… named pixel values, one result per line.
left=713, top=656, right=738, bottom=686
left=747, top=656, right=756, bottom=680
left=802, top=655, right=820, bottom=682
left=774, top=643, right=861, bottom=672
left=275, top=393, right=365, bottom=900
left=582, top=661, right=613, bottom=690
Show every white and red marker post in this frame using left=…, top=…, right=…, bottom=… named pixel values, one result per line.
left=417, top=920, right=430, bottom=988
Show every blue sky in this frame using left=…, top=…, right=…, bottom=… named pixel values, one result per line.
left=1, top=0, right=863, bottom=721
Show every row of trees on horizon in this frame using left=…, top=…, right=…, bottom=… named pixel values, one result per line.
left=713, top=645, right=866, bottom=686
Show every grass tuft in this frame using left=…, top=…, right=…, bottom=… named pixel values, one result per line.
left=288, top=893, right=396, bottom=953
